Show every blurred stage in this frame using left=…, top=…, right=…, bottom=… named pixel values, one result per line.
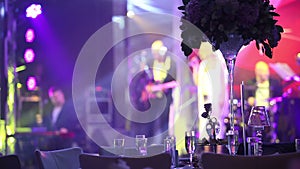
left=0, top=0, right=300, bottom=169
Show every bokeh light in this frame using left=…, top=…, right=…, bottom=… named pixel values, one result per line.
left=25, top=28, right=35, bottom=42
left=26, top=76, right=37, bottom=91
left=26, top=4, right=42, bottom=19
left=24, top=48, right=35, bottom=63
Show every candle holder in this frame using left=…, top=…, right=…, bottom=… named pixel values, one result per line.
left=247, top=106, right=270, bottom=156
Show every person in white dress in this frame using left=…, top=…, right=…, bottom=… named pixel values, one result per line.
left=197, top=42, right=229, bottom=140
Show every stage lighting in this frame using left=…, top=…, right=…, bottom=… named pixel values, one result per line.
left=0, top=4, right=4, bottom=17
left=294, top=76, right=300, bottom=82
left=17, top=83, right=22, bottom=89
left=25, top=28, right=35, bottom=42
left=24, top=48, right=35, bottom=63
left=16, top=65, right=27, bottom=72
left=127, top=10, right=135, bottom=18
left=26, top=76, right=37, bottom=91
left=26, top=4, right=42, bottom=19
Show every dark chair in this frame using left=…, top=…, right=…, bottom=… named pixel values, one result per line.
left=35, top=147, right=83, bottom=169
left=80, top=153, right=171, bottom=169
left=0, top=154, right=22, bottom=169
left=201, top=152, right=300, bottom=169
left=237, top=142, right=296, bottom=155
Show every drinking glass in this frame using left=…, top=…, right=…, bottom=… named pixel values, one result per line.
left=295, top=139, right=300, bottom=152
left=247, top=137, right=259, bottom=156
left=226, top=130, right=239, bottom=155
left=164, top=138, right=172, bottom=152
left=136, top=135, right=147, bottom=156
left=185, top=131, right=196, bottom=167
left=114, top=138, right=125, bottom=156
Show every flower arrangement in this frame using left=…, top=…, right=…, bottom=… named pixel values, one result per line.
left=178, top=0, right=284, bottom=58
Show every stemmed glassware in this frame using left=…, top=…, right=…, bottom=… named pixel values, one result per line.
left=185, top=131, right=196, bottom=167
left=165, top=136, right=177, bottom=167
left=247, top=106, right=270, bottom=156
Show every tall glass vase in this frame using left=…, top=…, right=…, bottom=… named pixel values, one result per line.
left=219, top=34, right=245, bottom=131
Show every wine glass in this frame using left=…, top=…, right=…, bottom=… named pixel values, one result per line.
left=185, top=131, right=196, bottom=167
left=165, top=136, right=176, bottom=167
left=247, top=106, right=270, bottom=156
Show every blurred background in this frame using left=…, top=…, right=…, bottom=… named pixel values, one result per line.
left=0, top=0, right=299, bottom=168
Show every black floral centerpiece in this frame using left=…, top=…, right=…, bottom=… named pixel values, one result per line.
left=179, top=0, right=283, bottom=58
left=179, top=0, right=283, bottom=132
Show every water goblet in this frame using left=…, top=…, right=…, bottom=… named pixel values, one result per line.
left=185, top=131, right=196, bottom=167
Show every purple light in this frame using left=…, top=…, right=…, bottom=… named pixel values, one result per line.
left=27, top=76, right=37, bottom=91
left=25, top=28, right=35, bottom=42
left=26, top=4, right=42, bottom=19
left=24, top=48, right=35, bottom=63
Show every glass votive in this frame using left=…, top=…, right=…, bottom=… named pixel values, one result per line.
left=114, top=138, right=125, bottom=156
left=136, top=137, right=147, bottom=156
left=135, top=135, right=146, bottom=155
left=247, top=137, right=259, bottom=156
left=295, top=138, right=300, bottom=152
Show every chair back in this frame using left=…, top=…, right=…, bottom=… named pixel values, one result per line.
left=0, top=154, right=21, bottom=169
left=35, top=147, right=83, bottom=169
left=80, top=153, right=171, bottom=169
left=201, top=152, right=300, bottom=169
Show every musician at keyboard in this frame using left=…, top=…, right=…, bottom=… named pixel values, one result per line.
left=43, top=86, right=83, bottom=150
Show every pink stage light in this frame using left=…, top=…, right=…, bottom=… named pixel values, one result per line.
left=26, top=4, right=42, bottom=19
left=27, top=76, right=37, bottom=90
left=25, top=28, right=35, bottom=42
left=294, top=76, right=300, bottom=82
left=24, top=48, right=35, bottom=63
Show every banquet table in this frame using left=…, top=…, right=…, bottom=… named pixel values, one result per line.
left=97, top=142, right=297, bottom=169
